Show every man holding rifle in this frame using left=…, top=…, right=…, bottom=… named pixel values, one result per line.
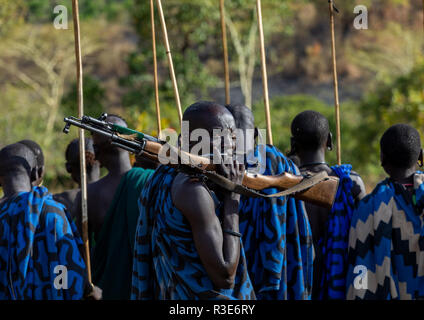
left=131, top=101, right=255, bottom=300
left=73, top=115, right=154, bottom=300
left=63, top=105, right=338, bottom=300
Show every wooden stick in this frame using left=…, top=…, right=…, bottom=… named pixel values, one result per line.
left=71, top=0, right=92, bottom=284
left=256, top=0, right=273, bottom=145
left=156, top=0, right=182, bottom=128
left=151, top=0, right=161, bottom=135
left=220, top=0, right=230, bottom=105
left=329, top=0, right=342, bottom=165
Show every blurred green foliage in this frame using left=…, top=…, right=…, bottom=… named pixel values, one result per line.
left=0, top=0, right=423, bottom=195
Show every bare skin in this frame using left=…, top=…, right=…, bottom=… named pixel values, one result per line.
left=0, top=145, right=35, bottom=204
left=72, top=116, right=132, bottom=240
left=54, top=140, right=100, bottom=217
left=171, top=105, right=244, bottom=289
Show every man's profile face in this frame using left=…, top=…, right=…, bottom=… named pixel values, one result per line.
left=192, top=111, right=237, bottom=162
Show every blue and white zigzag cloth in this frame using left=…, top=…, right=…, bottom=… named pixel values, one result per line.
left=346, top=172, right=424, bottom=300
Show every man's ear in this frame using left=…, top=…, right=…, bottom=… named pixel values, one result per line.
left=38, top=166, right=45, bottom=179
left=418, top=149, right=424, bottom=167
left=327, top=132, right=333, bottom=151
left=30, top=167, right=38, bottom=184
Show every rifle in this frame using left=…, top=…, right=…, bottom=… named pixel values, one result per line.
left=63, top=114, right=339, bottom=209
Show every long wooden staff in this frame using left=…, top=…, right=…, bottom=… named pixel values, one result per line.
left=329, top=0, right=341, bottom=165
left=71, top=0, right=92, bottom=284
left=156, top=0, right=182, bottom=128
left=150, top=0, right=161, bottom=135
left=220, top=0, right=230, bottom=105
left=256, top=0, right=273, bottom=145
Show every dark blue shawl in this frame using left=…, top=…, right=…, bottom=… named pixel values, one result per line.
left=0, top=186, right=87, bottom=300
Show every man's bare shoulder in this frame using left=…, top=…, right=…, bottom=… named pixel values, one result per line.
left=53, top=189, right=79, bottom=211
left=171, top=173, right=214, bottom=215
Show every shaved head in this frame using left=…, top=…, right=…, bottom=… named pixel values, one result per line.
left=225, top=104, right=255, bottom=131
left=0, top=143, right=36, bottom=177
left=291, top=110, right=330, bottom=151
left=381, top=124, right=421, bottom=169
left=183, top=101, right=235, bottom=133
left=66, top=137, right=96, bottom=164
left=105, top=114, right=127, bottom=128
left=18, top=140, right=44, bottom=168
left=92, top=114, right=129, bottom=168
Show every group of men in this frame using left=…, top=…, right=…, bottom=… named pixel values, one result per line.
left=0, top=101, right=423, bottom=300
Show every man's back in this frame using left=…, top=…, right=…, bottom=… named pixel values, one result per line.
left=347, top=173, right=424, bottom=299
left=86, top=174, right=123, bottom=241
left=0, top=186, right=88, bottom=300
left=92, top=166, right=154, bottom=300
left=300, top=164, right=365, bottom=299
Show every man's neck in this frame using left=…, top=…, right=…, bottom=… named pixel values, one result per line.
left=298, top=149, right=326, bottom=168
left=1, top=175, right=32, bottom=198
left=104, top=152, right=132, bottom=177
left=389, top=168, right=416, bottom=184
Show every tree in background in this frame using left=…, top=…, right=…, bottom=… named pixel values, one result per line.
left=0, top=23, right=101, bottom=147
left=355, top=59, right=424, bottom=183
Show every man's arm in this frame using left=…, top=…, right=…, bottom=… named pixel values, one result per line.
left=172, top=173, right=243, bottom=289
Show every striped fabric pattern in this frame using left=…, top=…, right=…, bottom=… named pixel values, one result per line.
left=346, top=172, right=424, bottom=300
left=131, top=165, right=256, bottom=300
left=239, top=144, right=314, bottom=300
left=0, top=186, right=87, bottom=300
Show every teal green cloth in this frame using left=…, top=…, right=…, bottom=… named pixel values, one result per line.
left=93, top=167, right=154, bottom=300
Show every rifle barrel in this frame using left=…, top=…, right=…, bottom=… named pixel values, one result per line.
left=64, top=117, right=145, bottom=153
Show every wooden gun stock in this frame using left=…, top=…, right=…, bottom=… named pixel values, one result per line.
left=242, top=172, right=339, bottom=209
left=143, top=141, right=339, bottom=209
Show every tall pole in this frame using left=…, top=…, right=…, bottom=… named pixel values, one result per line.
left=156, top=0, right=183, bottom=128
left=71, top=0, right=92, bottom=283
left=329, top=0, right=342, bottom=165
left=220, top=0, right=230, bottom=105
left=151, top=0, right=161, bottom=135
left=256, top=0, right=273, bottom=145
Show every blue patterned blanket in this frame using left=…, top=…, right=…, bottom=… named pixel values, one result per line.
left=0, top=186, right=88, bottom=300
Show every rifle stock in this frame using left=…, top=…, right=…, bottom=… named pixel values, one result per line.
left=64, top=115, right=339, bottom=209
left=144, top=141, right=338, bottom=208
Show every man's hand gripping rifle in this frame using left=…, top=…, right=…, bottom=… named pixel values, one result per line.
left=63, top=114, right=339, bottom=209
